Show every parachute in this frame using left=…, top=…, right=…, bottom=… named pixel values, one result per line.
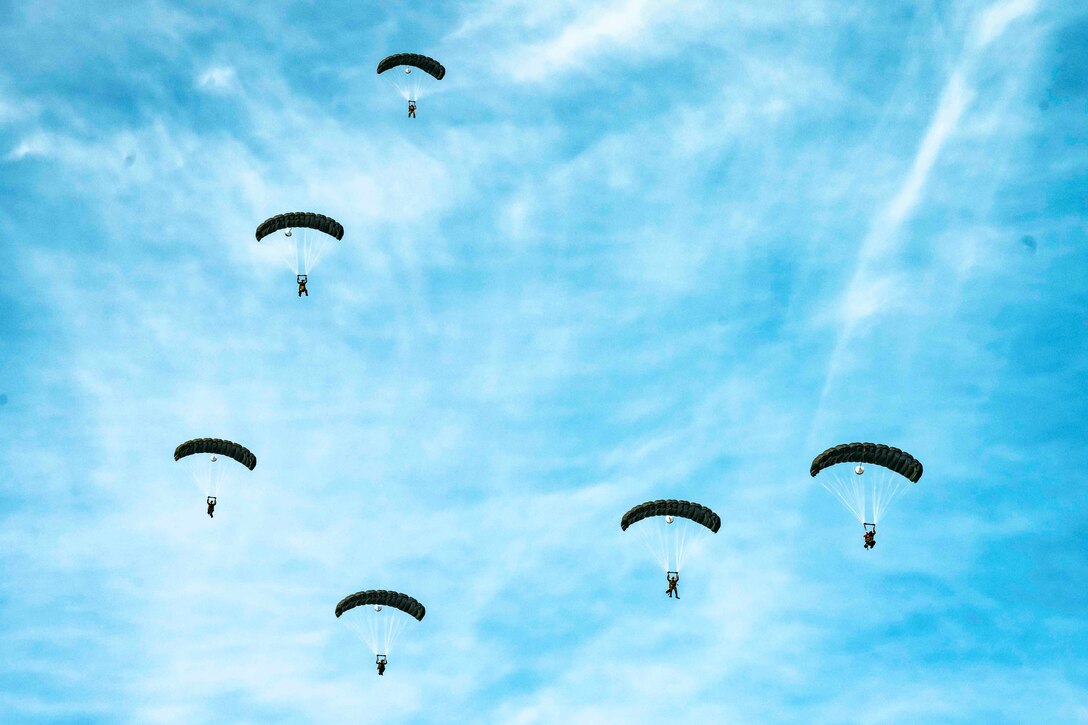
left=376, top=54, right=446, bottom=80
left=810, top=442, right=922, bottom=482
left=173, top=438, right=255, bottom=511
left=174, top=438, right=257, bottom=470
left=376, top=53, right=445, bottom=109
left=811, top=442, right=923, bottom=530
left=335, top=590, right=426, bottom=621
left=622, top=499, right=720, bottom=577
left=336, top=590, right=425, bottom=667
left=621, top=500, right=721, bottom=533
left=256, top=212, right=344, bottom=244
left=255, top=212, right=344, bottom=290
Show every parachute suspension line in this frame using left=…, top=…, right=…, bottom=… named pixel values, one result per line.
left=632, top=518, right=710, bottom=573
left=271, top=230, right=299, bottom=275
left=869, top=472, right=878, bottom=524
left=818, top=471, right=865, bottom=524
left=300, top=229, right=313, bottom=274
left=382, top=71, right=427, bottom=103
left=652, top=520, right=670, bottom=572
left=676, top=520, right=713, bottom=571
left=673, top=519, right=691, bottom=571
left=872, top=474, right=909, bottom=525
left=817, top=465, right=914, bottom=526
left=384, top=73, right=410, bottom=102
left=190, top=463, right=211, bottom=496
left=292, top=231, right=305, bottom=275
left=385, top=613, right=408, bottom=655
left=854, top=471, right=866, bottom=524
left=343, top=611, right=380, bottom=655
left=346, top=608, right=411, bottom=657
left=302, top=227, right=335, bottom=275
left=369, top=610, right=382, bottom=653
left=634, top=520, right=670, bottom=572
left=353, top=612, right=375, bottom=654
left=188, top=458, right=226, bottom=498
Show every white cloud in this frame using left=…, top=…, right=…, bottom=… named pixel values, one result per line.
left=509, top=0, right=658, bottom=82
left=810, top=0, right=1041, bottom=428
left=973, top=0, right=1038, bottom=49
left=491, top=0, right=712, bottom=83
left=196, top=65, right=238, bottom=92
left=881, top=71, right=972, bottom=232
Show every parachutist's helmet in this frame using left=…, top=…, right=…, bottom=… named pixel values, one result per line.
left=665, top=515, right=674, bottom=524
left=855, top=464, right=865, bottom=475
left=284, top=228, right=292, bottom=237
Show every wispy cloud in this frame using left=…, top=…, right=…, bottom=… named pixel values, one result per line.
left=196, top=66, right=238, bottom=92
left=504, top=0, right=674, bottom=82
left=809, top=0, right=1040, bottom=443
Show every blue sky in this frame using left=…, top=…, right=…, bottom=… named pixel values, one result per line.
left=1, top=0, right=1086, bottom=722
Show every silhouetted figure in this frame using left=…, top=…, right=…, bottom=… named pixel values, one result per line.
left=863, top=524, right=876, bottom=550
left=297, top=274, right=308, bottom=297
left=408, top=101, right=416, bottom=118
left=376, top=655, right=387, bottom=676
left=206, top=496, right=216, bottom=518
left=666, top=571, right=680, bottom=599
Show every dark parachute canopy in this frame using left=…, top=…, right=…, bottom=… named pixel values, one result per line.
left=255, top=212, right=344, bottom=243
left=376, top=53, right=446, bottom=80
left=174, top=438, right=256, bottom=470
left=621, top=500, right=721, bottom=533
left=336, top=590, right=426, bottom=621
left=810, top=442, right=922, bottom=483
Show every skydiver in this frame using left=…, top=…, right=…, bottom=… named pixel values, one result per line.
left=206, top=496, right=216, bottom=518
left=297, top=274, right=308, bottom=297
left=407, top=101, right=416, bottom=119
left=666, top=571, right=680, bottom=599
left=863, top=528, right=876, bottom=550
left=376, top=655, right=387, bottom=676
